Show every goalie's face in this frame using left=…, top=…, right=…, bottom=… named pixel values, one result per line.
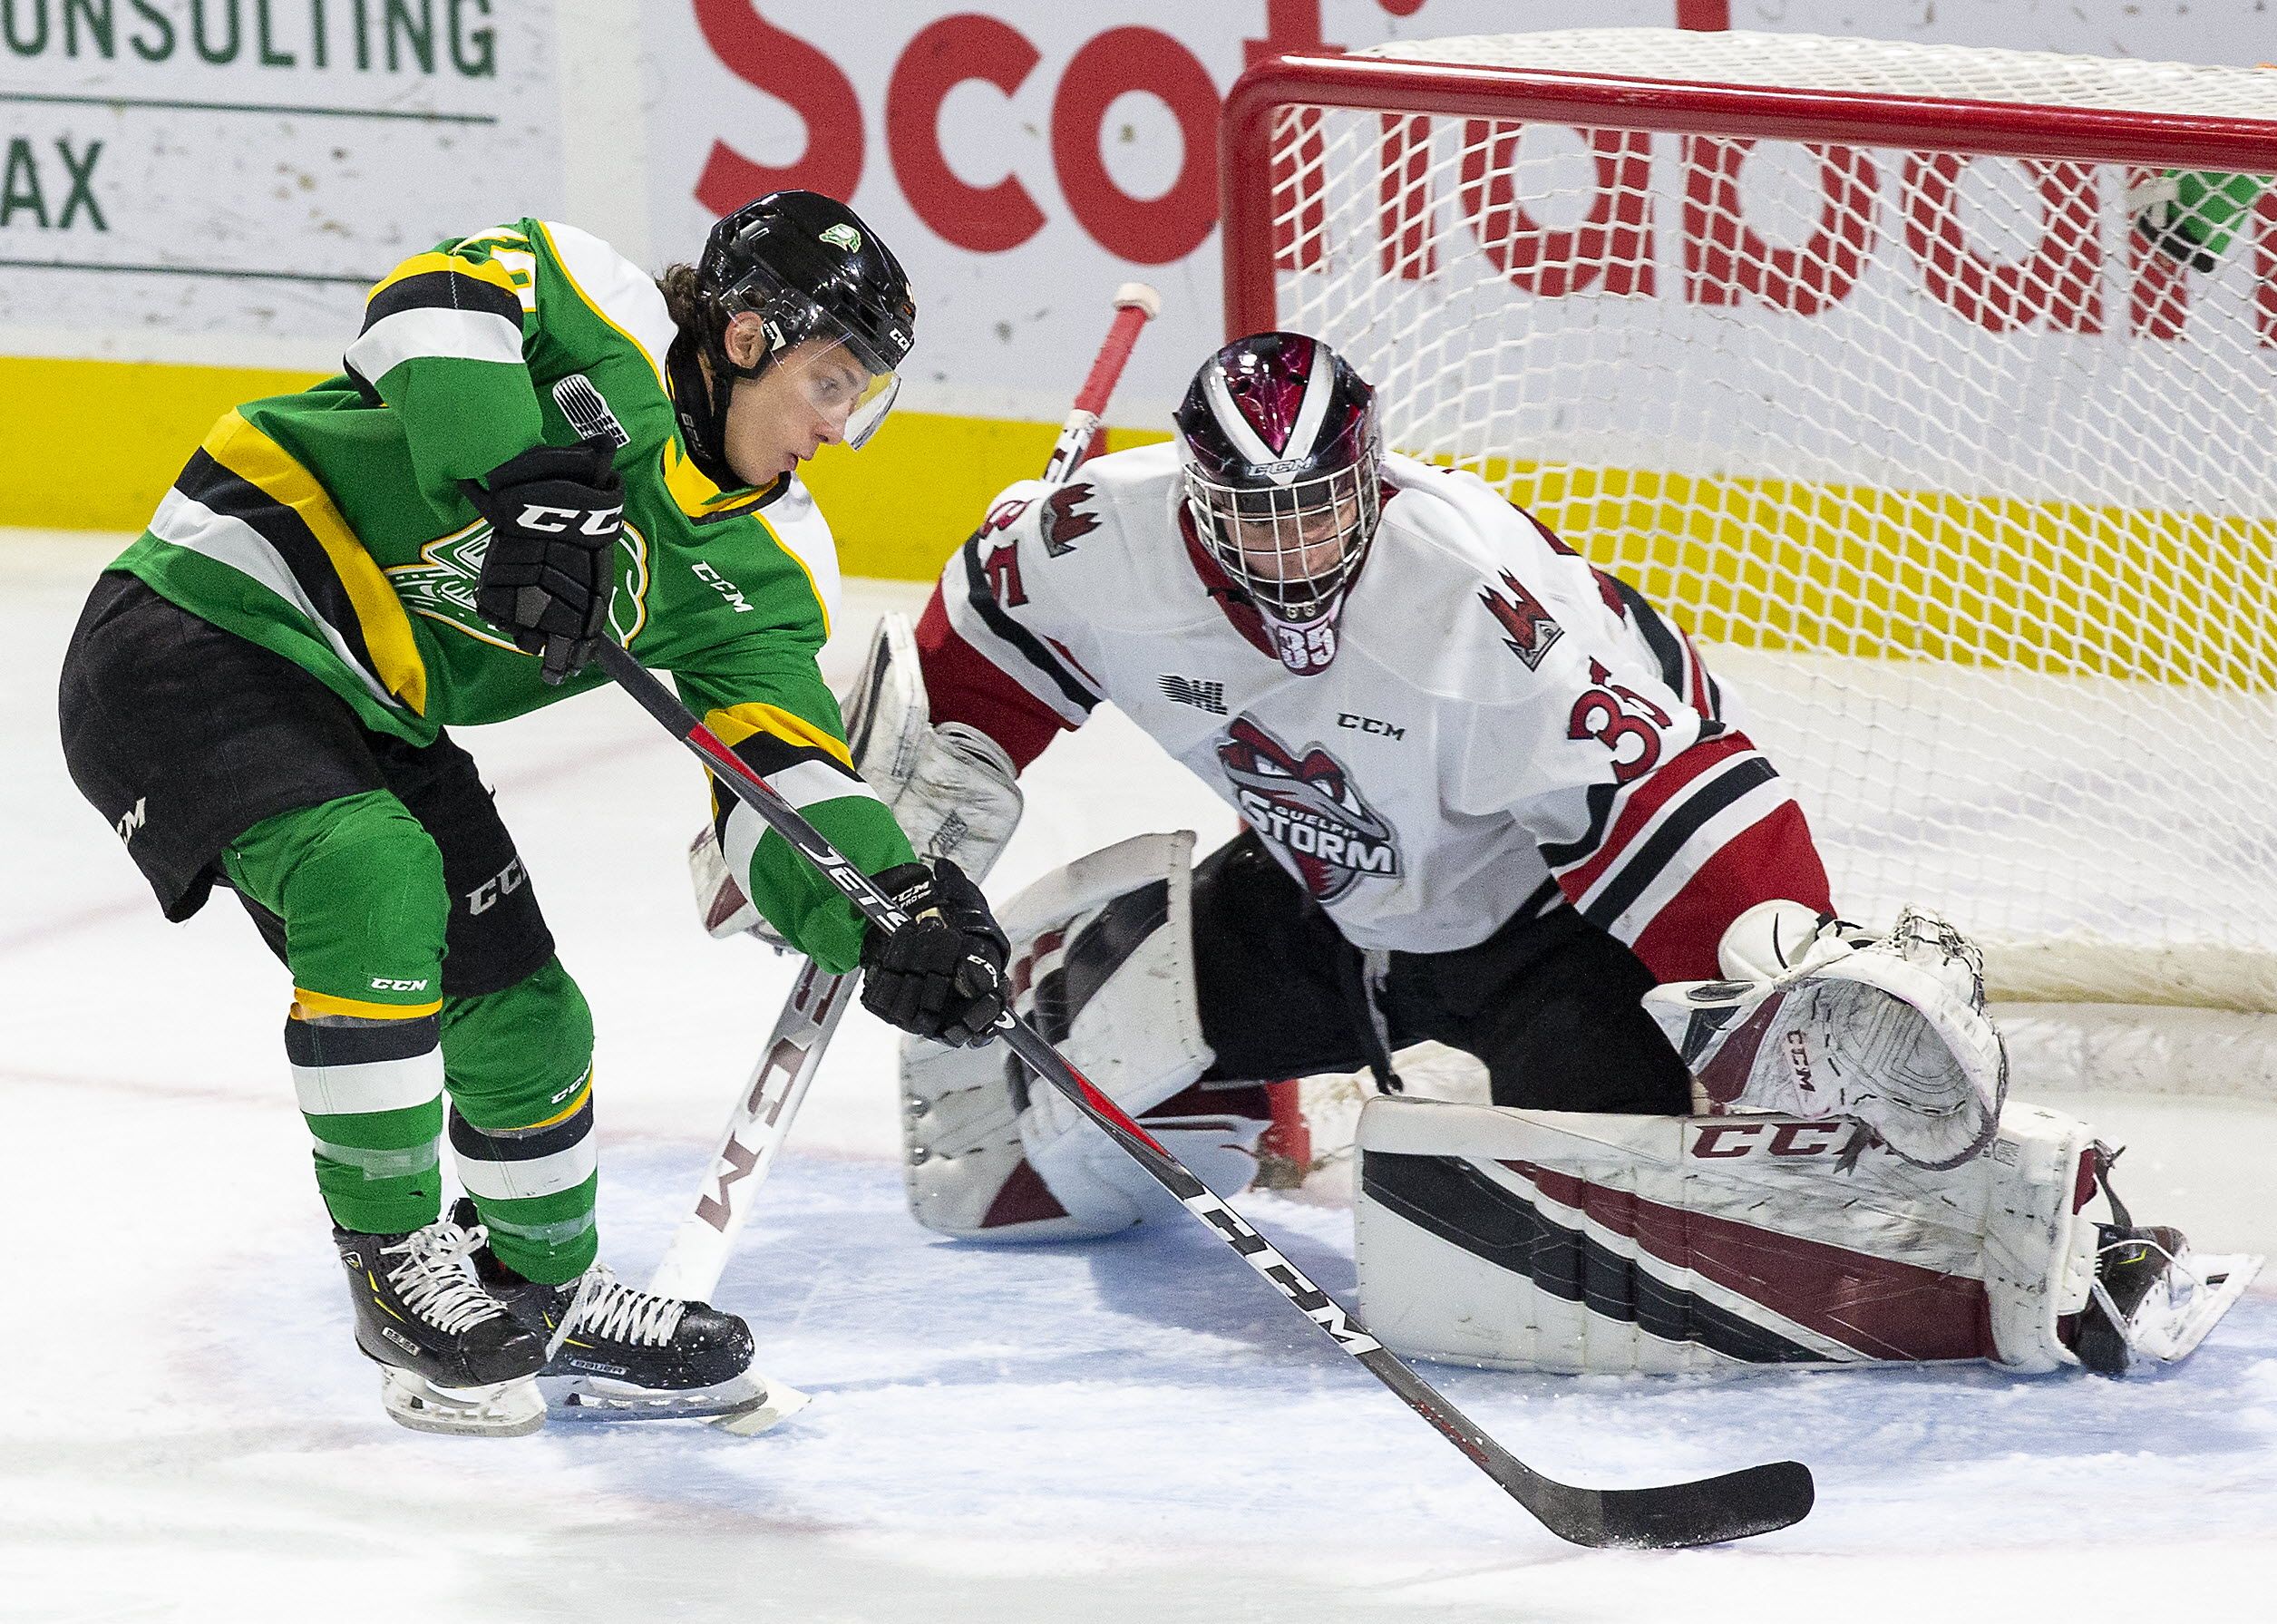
left=1174, top=332, right=1385, bottom=660
left=1194, top=472, right=1377, bottom=615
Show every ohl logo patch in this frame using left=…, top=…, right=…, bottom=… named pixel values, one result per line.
left=1216, top=716, right=1399, bottom=901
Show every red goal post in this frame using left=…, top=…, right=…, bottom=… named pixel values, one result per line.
left=1217, top=32, right=2277, bottom=1172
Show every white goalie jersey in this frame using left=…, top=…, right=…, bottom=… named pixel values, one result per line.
left=917, top=442, right=1830, bottom=977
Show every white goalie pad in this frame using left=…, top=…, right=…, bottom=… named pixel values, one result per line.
left=901, top=831, right=1266, bottom=1240
left=1646, top=907, right=2007, bottom=1171
left=690, top=612, right=1025, bottom=941
left=1354, top=1095, right=2113, bottom=1375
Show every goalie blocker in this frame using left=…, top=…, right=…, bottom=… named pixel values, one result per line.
left=1353, top=1095, right=2259, bottom=1376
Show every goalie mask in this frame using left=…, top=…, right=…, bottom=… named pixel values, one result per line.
left=1174, top=333, right=1383, bottom=676
left=673, top=190, right=915, bottom=487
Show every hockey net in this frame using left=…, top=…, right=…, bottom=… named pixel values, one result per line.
left=1221, top=30, right=2277, bottom=1181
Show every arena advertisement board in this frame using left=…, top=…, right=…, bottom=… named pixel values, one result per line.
left=0, top=0, right=562, bottom=365
left=5, top=0, right=2274, bottom=539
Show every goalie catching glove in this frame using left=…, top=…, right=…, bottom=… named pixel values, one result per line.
left=858, top=858, right=1009, bottom=1046
left=1646, top=901, right=2006, bottom=1170
left=463, top=439, right=626, bottom=685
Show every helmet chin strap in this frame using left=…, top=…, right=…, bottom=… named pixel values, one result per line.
left=668, top=334, right=756, bottom=491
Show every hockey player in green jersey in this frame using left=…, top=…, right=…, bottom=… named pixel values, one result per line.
left=57, top=191, right=1012, bottom=1435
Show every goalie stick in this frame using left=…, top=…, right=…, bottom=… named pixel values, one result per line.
left=593, top=637, right=1815, bottom=1551
left=648, top=282, right=1164, bottom=1308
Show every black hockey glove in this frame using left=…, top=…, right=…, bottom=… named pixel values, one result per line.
left=858, top=859, right=1010, bottom=1048
left=463, top=439, right=625, bottom=685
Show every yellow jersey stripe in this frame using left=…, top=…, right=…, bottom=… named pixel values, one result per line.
left=202, top=412, right=430, bottom=715
left=293, top=988, right=445, bottom=1021
left=705, top=702, right=856, bottom=769
left=520, top=1074, right=595, bottom=1133
left=366, top=249, right=521, bottom=306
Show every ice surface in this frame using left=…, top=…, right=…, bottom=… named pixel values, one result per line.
left=5, top=536, right=2274, bottom=1622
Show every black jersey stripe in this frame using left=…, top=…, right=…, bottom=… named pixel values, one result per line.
left=172, top=449, right=388, bottom=690
left=449, top=1096, right=595, bottom=1163
left=1361, top=1152, right=1823, bottom=1364
left=1580, top=754, right=1781, bottom=931
left=283, top=1013, right=441, bottom=1067
left=361, top=267, right=525, bottom=332
left=958, top=534, right=1099, bottom=715
left=709, top=734, right=865, bottom=840
left=1604, top=571, right=1691, bottom=701
left=1540, top=781, right=1621, bottom=870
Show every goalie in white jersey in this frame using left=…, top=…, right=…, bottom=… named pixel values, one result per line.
left=713, top=333, right=2252, bottom=1377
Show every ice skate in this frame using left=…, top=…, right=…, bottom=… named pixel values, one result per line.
left=453, top=1201, right=807, bottom=1432
left=334, top=1217, right=548, bottom=1438
left=2071, top=1152, right=2262, bottom=1376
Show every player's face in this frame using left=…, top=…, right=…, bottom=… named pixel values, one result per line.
left=1224, top=487, right=1363, bottom=584
left=719, top=327, right=883, bottom=487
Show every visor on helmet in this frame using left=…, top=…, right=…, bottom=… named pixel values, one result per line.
left=716, top=264, right=903, bottom=450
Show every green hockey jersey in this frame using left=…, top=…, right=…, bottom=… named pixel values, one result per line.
left=109, top=218, right=914, bottom=972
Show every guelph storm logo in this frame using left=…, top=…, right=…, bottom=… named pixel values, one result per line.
left=1216, top=716, right=1398, bottom=900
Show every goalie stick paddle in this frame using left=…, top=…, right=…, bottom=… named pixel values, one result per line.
left=650, top=283, right=1164, bottom=1306
left=591, top=637, right=1815, bottom=1550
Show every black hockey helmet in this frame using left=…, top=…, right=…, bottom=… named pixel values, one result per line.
left=1173, top=333, right=1383, bottom=674
left=675, top=190, right=915, bottom=479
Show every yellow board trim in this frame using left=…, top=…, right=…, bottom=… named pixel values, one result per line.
left=366, top=249, right=522, bottom=306
left=293, top=988, right=444, bottom=1021
left=705, top=702, right=855, bottom=768
left=201, top=411, right=432, bottom=715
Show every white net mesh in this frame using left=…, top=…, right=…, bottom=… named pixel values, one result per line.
left=1250, top=29, right=2277, bottom=1014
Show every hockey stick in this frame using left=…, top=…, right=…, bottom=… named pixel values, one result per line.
left=649, top=282, right=1165, bottom=1306
left=593, top=637, right=1814, bottom=1550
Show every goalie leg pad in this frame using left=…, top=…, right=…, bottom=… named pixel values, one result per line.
left=1352, top=1094, right=2111, bottom=1375
left=901, top=831, right=1263, bottom=1240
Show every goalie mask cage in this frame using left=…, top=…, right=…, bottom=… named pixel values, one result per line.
left=1221, top=29, right=2277, bottom=1160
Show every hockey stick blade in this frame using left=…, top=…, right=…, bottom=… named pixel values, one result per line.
left=1523, top=1457, right=1815, bottom=1551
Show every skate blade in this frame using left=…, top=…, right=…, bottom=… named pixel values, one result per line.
left=543, top=1370, right=811, bottom=1431
left=379, top=1366, right=546, bottom=1438
left=2131, top=1250, right=2263, bottom=1364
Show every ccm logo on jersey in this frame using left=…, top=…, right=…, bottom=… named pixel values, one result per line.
left=1338, top=712, right=1405, bottom=739
left=1687, top=1119, right=1852, bottom=1159
left=692, top=561, right=754, bottom=613
left=514, top=502, right=623, bottom=536
left=368, top=977, right=432, bottom=993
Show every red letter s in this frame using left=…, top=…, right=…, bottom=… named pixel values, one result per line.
left=693, top=1, right=864, bottom=215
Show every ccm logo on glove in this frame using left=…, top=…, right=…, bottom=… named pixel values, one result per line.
left=511, top=501, right=625, bottom=536
left=462, top=437, right=626, bottom=686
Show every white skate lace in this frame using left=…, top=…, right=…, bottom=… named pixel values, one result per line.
left=561, top=1263, right=688, bottom=1347
left=381, top=1220, right=509, bottom=1337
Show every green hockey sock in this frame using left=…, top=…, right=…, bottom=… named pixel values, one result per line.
left=288, top=1013, right=446, bottom=1234
left=443, top=958, right=599, bottom=1284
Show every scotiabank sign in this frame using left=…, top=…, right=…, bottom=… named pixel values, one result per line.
left=648, top=1, right=2277, bottom=423
left=646, top=1, right=1709, bottom=418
